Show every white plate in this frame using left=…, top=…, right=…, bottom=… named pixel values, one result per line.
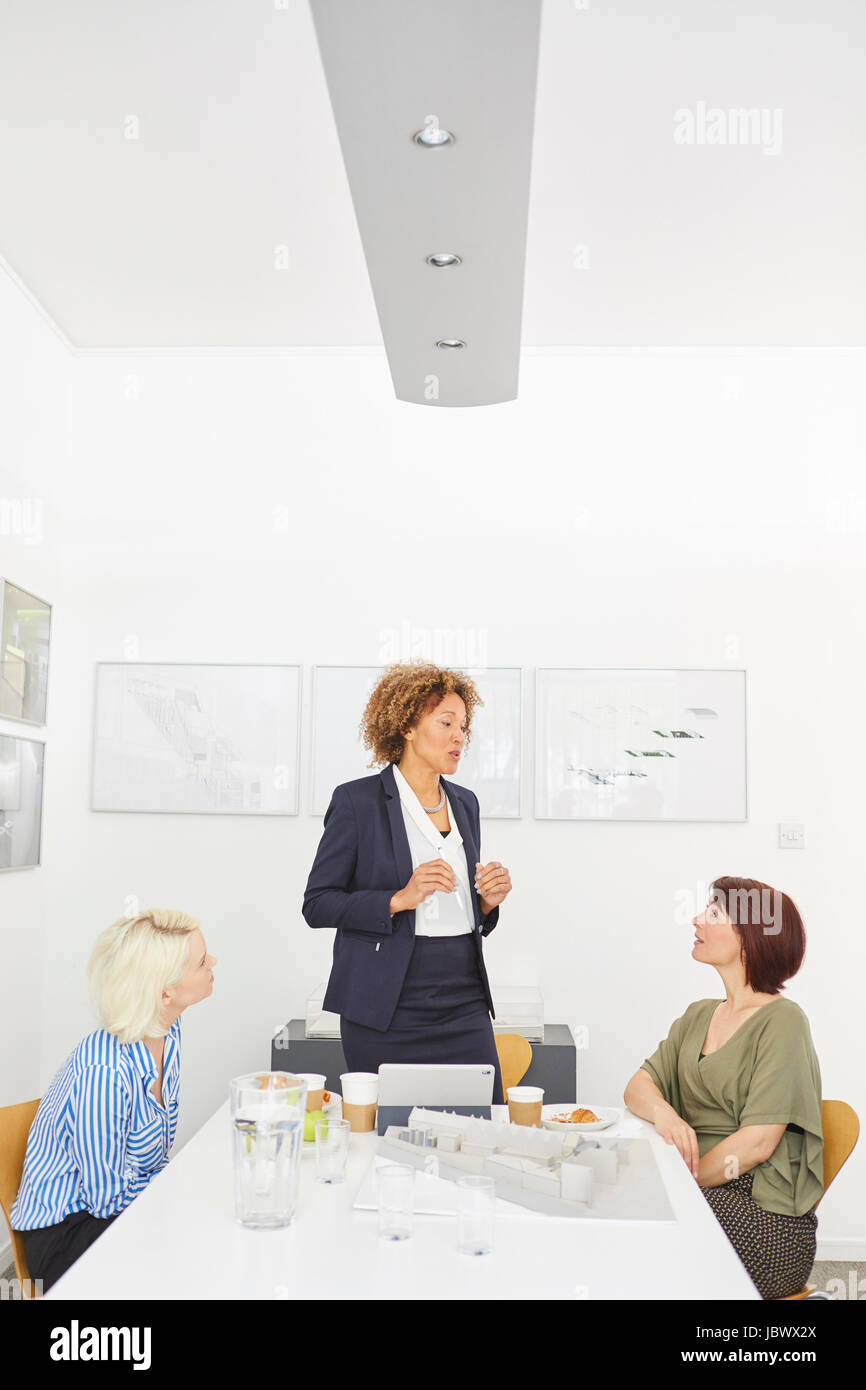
left=541, top=1104, right=621, bottom=1133
left=302, top=1091, right=343, bottom=1154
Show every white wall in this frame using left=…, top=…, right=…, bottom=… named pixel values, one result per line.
left=0, top=268, right=67, bottom=1272
left=2, top=269, right=864, bottom=1255
left=0, top=268, right=67, bottom=1108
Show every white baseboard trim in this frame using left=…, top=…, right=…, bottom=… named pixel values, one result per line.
left=816, top=1238, right=866, bottom=1263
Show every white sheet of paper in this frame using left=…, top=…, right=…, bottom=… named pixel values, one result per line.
left=353, top=1153, right=536, bottom=1219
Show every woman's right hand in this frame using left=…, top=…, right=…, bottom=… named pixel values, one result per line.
left=653, top=1106, right=701, bottom=1179
left=391, top=859, right=457, bottom=913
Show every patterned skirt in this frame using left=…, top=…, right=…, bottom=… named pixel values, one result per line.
left=702, top=1170, right=818, bottom=1299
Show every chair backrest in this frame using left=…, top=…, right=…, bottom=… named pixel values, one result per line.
left=494, top=1033, right=533, bottom=1098
left=0, top=1097, right=40, bottom=1288
left=818, top=1099, right=859, bottom=1204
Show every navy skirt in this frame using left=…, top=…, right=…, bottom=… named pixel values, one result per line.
left=340, top=933, right=504, bottom=1104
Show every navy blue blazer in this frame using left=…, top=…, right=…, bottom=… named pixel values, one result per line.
left=302, top=762, right=499, bottom=1031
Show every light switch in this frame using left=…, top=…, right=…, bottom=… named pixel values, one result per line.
left=778, top=823, right=806, bottom=849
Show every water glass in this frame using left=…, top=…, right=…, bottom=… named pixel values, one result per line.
left=377, top=1163, right=414, bottom=1241
left=230, top=1072, right=308, bottom=1228
left=315, top=1117, right=350, bottom=1184
left=457, top=1175, right=495, bottom=1255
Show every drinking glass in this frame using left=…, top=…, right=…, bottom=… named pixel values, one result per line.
left=230, top=1072, right=308, bottom=1227
left=315, top=1117, right=350, bottom=1184
left=456, top=1175, right=495, bottom=1255
left=377, top=1163, right=414, bottom=1241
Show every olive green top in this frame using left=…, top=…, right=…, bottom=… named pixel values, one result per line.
left=641, top=996, right=823, bottom=1216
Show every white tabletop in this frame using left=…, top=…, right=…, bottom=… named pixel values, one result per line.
left=47, top=1104, right=759, bottom=1300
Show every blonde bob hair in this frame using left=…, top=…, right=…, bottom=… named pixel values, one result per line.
left=88, top=908, right=200, bottom=1044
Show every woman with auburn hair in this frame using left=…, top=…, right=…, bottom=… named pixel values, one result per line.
left=624, top=878, right=823, bottom=1299
left=11, top=908, right=216, bottom=1292
left=303, top=662, right=513, bottom=1102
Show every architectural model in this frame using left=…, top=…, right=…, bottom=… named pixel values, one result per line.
left=376, top=1107, right=674, bottom=1221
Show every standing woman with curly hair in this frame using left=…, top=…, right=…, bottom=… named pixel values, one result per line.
left=302, top=662, right=512, bottom=1103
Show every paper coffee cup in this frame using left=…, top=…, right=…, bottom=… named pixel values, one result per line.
left=507, top=1085, right=544, bottom=1128
left=342, top=1100, right=377, bottom=1133
left=340, top=1072, right=378, bottom=1105
left=297, top=1074, right=327, bottom=1112
left=340, top=1072, right=378, bottom=1132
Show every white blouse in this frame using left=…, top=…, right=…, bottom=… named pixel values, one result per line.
left=392, top=764, right=475, bottom=937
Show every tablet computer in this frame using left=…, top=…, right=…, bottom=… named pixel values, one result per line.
left=376, top=1063, right=495, bottom=1134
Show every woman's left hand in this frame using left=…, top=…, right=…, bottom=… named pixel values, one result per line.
left=475, top=861, right=512, bottom=911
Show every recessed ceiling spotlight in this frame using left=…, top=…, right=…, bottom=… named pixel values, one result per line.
left=435, top=339, right=466, bottom=350
left=413, top=125, right=455, bottom=147
left=426, top=253, right=462, bottom=268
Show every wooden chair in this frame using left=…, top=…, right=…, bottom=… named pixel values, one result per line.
left=0, top=1098, right=40, bottom=1299
left=494, top=1033, right=533, bottom=1099
left=775, top=1099, right=859, bottom=1300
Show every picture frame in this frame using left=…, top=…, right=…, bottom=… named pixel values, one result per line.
left=310, top=665, right=522, bottom=817
left=91, top=663, right=302, bottom=815
left=534, top=668, right=747, bottom=821
left=0, top=734, right=45, bottom=870
left=0, top=579, right=51, bottom=725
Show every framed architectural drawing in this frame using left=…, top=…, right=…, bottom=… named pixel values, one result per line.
left=0, top=580, right=51, bottom=725
left=310, top=666, right=384, bottom=815
left=91, top=664, right=301, bottom=814
left=0, top=735, right=45, bottom=870
left=535, top=668, right=747, bottom=821
left=455, top=667, right=521, bottom=817
left=311, top=666, right=522, bottom=817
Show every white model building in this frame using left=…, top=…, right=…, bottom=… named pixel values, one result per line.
left=378, top=1107, right=628, bottom=1215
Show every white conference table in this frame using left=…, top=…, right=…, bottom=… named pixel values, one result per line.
left=47, top=1104, right=760, bottom=1301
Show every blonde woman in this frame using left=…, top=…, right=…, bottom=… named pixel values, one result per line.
left=303, top=662, right=513, bottom=1102
left=11, top=909, right=216, bottom=1292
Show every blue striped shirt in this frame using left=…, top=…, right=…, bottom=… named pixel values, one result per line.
left=10, top=1019, right=181, bottom=1230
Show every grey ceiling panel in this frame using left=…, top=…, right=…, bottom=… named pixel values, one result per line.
left=310, top=0, right=542, bottom=407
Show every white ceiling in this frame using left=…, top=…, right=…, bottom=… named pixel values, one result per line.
left=1, top=0, right=864, bottom=353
